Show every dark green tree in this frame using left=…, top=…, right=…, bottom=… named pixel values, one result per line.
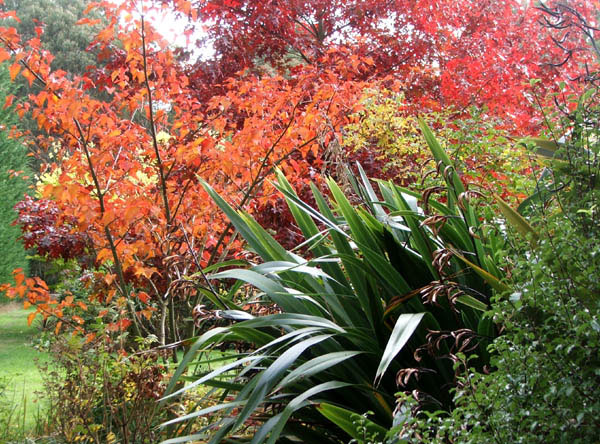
left=0, top=65, right=30, bottom=298
left=0, top=0, right=105, bottom=172
left=1, top=0, right=101, bottom=76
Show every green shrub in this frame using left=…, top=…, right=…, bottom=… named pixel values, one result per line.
left=38, top=332, right=172, bottom=444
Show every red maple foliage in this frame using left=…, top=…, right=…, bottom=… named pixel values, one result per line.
left=165, top=0, right=598, bottom=131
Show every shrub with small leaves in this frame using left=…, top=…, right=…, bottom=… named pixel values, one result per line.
left=39, top=332, right=172, bottom=444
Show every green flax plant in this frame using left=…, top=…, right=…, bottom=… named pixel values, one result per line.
left=161, top=121, right=506, bottom=443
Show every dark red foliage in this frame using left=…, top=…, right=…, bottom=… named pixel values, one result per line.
left=14, top=195, right=90, bottom=261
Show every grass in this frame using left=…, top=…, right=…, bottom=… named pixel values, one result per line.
left=0, top=302, right=49, bottom=438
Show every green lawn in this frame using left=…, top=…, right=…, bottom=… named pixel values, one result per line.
left=0, top=303, right=49, bottom=437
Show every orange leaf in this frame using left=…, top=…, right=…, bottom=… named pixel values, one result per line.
left=104, top=273, right=116, bottom=286
left=137, top=291, right=150, bottom=304
left=14, top=271, right=24, bottom=286
left=21, top=69, right=34, bottom=86
left=134, top=267, right=156, bottom=280
left=97, top=249, right=112, bottom=263
left=34, top=277, right=49, bottom=290
left=3, top=94, right=14, bottom=110
left=27, top=311, right=36, bottom=326
left=0, top=48, right=10, bottom=64
left=9, top=63, right=21, bottom=81
left=76, top=17, right=102, bottom=26
left=85, top=333, right=96, bottom=343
